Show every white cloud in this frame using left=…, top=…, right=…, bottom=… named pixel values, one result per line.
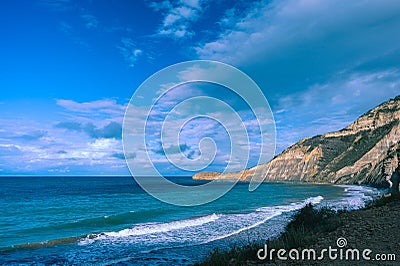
left=182, top=0, right=200, bottom=9
left=278, top=69, right=400, bottom=112
left=58, top=21, right=89, bottom=47
left=124, top=94, right=274, bottom=175
left=273, top=69, right=400, bottom=153
left=148, top=0, right=173, bottom=11
left=117, top=37, right=143, bottom=67
left=81, top=14, right=99, bottom=30
left=88, top=138, right=119, bottom=152
left=150, top=0, right=207, bottom=39
left=56, top=99, right=126, bottom=120
left=196, top=0, right=400, bottom=70
left=0, top=99, right=131, bottom=175
left=189, top=0, right=400, bottom=155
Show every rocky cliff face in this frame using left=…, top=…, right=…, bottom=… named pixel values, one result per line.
left=193, top=96, right=400, bottom=193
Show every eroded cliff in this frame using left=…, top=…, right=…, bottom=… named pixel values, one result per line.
left=193, top=96, right=400, bottom=193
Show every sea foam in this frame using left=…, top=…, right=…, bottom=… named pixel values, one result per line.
left=79, top=196, right=324, bottom=246
left=79, top=213, right=219, bottom=245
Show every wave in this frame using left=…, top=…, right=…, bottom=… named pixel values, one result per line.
left=331, top=185, right=381, bottom=210
left=255, top=195, right=323, bottom=212
left=4, top=189, right=375, bottom=254
left=2, top=214, right=219, bottom=251
left=79, top=213, right=220, bottom=245
left=79, top=196, right=324, bottom=247
left=207, top=196, right=324, bottom=243
left=105, top=213, right=219, bottom=237
left=12, top=208, right=168, bottom=237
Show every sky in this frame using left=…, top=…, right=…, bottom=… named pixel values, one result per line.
left=0, top=0, right=399, bottom=176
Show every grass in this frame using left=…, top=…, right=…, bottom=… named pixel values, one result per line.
left=366, top=192, right=400, bottom=208
left=269, top=204, right=340, bottom=249
left=196, top=203, right=342, bottom=265
left=197, top=194, right=400, bottom=265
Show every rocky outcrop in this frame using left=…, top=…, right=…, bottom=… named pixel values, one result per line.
left=193, top=169, right=255, bottom=181
left=193, top=96, right=400, bottom=193
left=382, top=144, right=400, bottom=194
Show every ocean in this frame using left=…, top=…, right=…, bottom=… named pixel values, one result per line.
left=0, top=176, right=380, bottom=265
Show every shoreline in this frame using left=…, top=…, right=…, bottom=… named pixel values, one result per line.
left=0, top=180, right=388, bottom=265
left=193, top=176, right=390, bottom=189
left=196, top=194, right=399, bottom=265
left=306, top=196, right=400, bottom=265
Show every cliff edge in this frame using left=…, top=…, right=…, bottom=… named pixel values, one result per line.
left=193, top=96, right=400, bottom=194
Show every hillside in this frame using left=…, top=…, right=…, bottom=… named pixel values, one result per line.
left=193, top=96, right=400, bottom=194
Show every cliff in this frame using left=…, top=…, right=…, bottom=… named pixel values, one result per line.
left=193, top=96, right=400, bottom=193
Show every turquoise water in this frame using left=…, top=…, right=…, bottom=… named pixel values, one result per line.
left=0, top=176, right=380, bottom=265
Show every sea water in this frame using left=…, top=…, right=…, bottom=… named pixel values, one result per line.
left=0, top=176, right=380, bottom=265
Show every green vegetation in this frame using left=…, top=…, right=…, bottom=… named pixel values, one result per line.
left=197, top=194, right=400, bottom=265
left=366, top=193, right=400, bottom=208
left=268, top=204, right=339, bottom=250
left=196, top=204, right=341, bottom=265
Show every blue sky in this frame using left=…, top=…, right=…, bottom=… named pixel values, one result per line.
left=0, top=0, right=399, bottom=175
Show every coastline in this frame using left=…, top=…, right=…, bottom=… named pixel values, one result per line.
left=307, top=196, right=400, bottom=265
left=0, top=178, right=379, bottom=265
left=193, top=174, right=390, bottom=189
left=197, top=194, right=399, bottom=265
